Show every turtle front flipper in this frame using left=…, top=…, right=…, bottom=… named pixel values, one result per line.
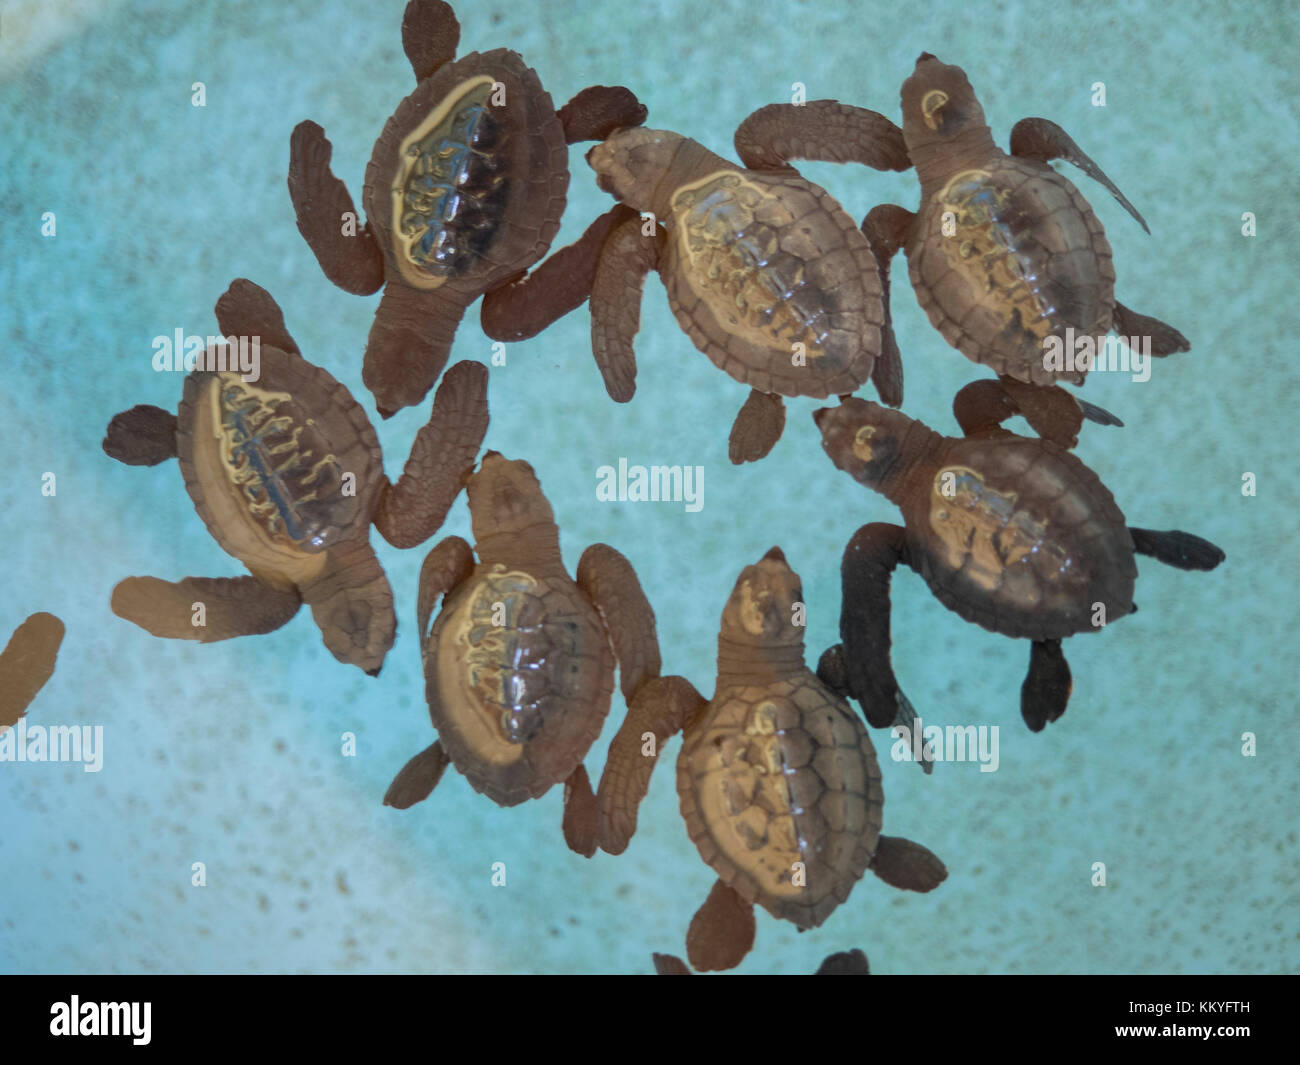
left=363, top=281, right=469, bottom=418
left=576, top=543, right=661, bottom=701
left=589, top=208, right=662, bottom=402
left=818, top=644, right=930, bottom=772
left=373, top=360, right=489, bottom=550
left=733, top=101, right=910, bottom=172
left=729, top=389, right=786, bottom=465
left=562, top=763, right=599, bottom=858
left=298, top=538, right=395, bottom=676
left=416, top=536, right=475, bottom=642
left=595, top=674, right=706, bottom=855
left=840, top=523, right=912, bottom=730
left=1111, top=301, right=1191, bottom=359
left=103, top=405, right=178, bottom=466
left=685, top=879, right=756, bottom=973
left=1008, top=116, right=1150, bottom=234
left=214, top=278, right=300, bottom=355
left=480, top=206, right=635, bottom=342
left=0, top=612, right=65, bottom=729
left=1130, top=528, right=1226, bottom=571
left=953, top=376, right=1121, bottom=450
left=111, top=575, right=301, bottom=641
left=1021, top=638, right=1072, bottom=732
left=288, top=121, right=386, bottom=296
left=868, top=835, right=948, bottom=892
left=557, top=86, right=648, bottom=145
left=383, top=740, right=450, bottom=809
left=401, top=0, right=460, bottom=83
left=861, top=204, right=914, bottom=408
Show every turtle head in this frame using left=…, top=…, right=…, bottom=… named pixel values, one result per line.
left=814, top=398, right=916, bottom=497
left=466, top=452, right=556, bottom=546
left=719, top=546, right=806, bottom=650
left=900, top=54, right=988, bottom=151
left=586, top=127, right=683, bottom=210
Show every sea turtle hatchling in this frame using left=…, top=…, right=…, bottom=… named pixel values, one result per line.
left=383, top=453, right=661, bottom=857
left=595, top=547, right=946, bottom=972
left=288, top=0, right=647, bottom=417
left=814, top=381, right=1225, bottom=733
left=479, top=102, right=914, bottom=463
left=847, top=53, right=1190, bottom=390
left=102, top=279, right=489, bottom=676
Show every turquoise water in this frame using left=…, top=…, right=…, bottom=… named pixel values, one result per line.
left=1, top=0, right=1295, bottom=974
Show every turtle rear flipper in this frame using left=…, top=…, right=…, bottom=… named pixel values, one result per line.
left=729, top=389, right=786, bottom=464
left=374, top=360, right=489, bottom=549
left=686, top=879, right=756, bottom=973
left=815, top=949, right=871, bottom=975
left=652, top=953, right=692, bottom=975
left=590, top=209, right=661, bottom=403
left=298, top=539, right=395, bottom=676
left=1111, top=302, right=1191, bottom=358
left=557, top=86, right=647, bottom=145
left=869, top=835, right=947, bottom=892
left=111, top=575, right=301, bottom=641
left=288, top=121, right=386, bottom=296
left=384, top=740, right=450, bottom=809
left=562, top=763, right=599, bottom=858
left=1130, top=528, right=1226, bottom=571
left=733, top=101, right=910, bottom=172
left=401, top=0, right=460, bottom=83
left=862, top=204, right=914, bottom=408
left=1009, top=116, right=1150, bottom=234
left=0, top=612, right=65, bottom=729
left=103, top=405, right=178, bottom=466
left=1021, top=638, right=1072, bottom=732
left=595, top=674, right=706, bottom=855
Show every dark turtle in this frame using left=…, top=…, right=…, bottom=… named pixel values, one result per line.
left=478, top=103, right=913, bottom=463
left=0, top=612, right=65, bottom=729
left=288, top=0, right=647, bottom=417
left=596, top=547, right=945, bottom=971
left=651, top=947, right=869, bottom=974
left=383, top=452, right=660, bottom=857
left=102, top=279, right=489, bottom=676
left=850, top=54, right=1189, bottom=390
left=814, top=381, right=1225, bottom=733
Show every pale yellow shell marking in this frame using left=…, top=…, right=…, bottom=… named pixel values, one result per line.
left=929, top=465, right=1069, bottom=590
left=391, top=74, right=497, bottom=290
left=852, top=425, right=877, bottom=463
left=671, top=170, right=828, bottom=358
left=435, top=565, right=541, bottom=765
left=921, top=89, right=949, bottom=131
left=696, top=699, right=802, bottom=899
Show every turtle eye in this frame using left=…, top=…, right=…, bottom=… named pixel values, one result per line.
left=922, top=90, right=949, bottom=131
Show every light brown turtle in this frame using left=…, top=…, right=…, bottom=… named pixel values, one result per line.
left=383, top=453, right=660, bottom=856
left=479, top=103, right=913, bottom=463
left=288, top=0, right=647, bottom=417
left=102, top=279, right=488, bottom=676
left=596, top=547, right=946, bottom=971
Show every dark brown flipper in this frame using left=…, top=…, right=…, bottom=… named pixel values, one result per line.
left=953, top=376, right=1120, bottom=450
left=590, top=211, right=661, bottom=402
left=401, top=0, right=460, bottom=83
left=686, top=879, right=756, bottom=973
left=820, top=643, right=931, bottom=775
left=1130, top=528, right=1226, bottom=571
left=373, top=360, right=489, bottom=549
left=214, top=278, right=299, bottom=354
left=870, top=835, right=948, bottom=892
left=111, top=575, right=301, bottom=641
left=861, top=204, right=913, bottom=408
left=728, top=389, right=786, bottom=464
left=103, top=405, right=178, bottom=466
left=363, top=281, right=468, bottom=418
left=576, top=544, right=660, bottom=701
left=652, top=953, right=692, bottom=975
left=815, top=949, right=871, bottom=975
left=1009, top=116, right=1150, bottom=234
left=383, top=740, right=450, bottom=809
left=288, top=121, right=386, bottom=296
left=840, top=523, right=910, bottom=729
left=298, top=538, right=395, bottom=676
left=0, top=612, right=65, bottom=729
left=734, top=101, right=910, bottom=172
left=557, top=86, right=648, bottom=144
left=1111, top=301, right=1191, bottom=358
left=562, top=763, right=599, bottom=858
left=415, top=536, right=475, bottom=641
left=1077, top=397, right=1124, bottom=427
left=1021, top=638, right=1071, bottom=732
left=480, top=206, right=635, bottom=342
left=595, top=675, right=706, bottom=855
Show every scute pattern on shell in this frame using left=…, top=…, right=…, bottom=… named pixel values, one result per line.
left=678, top=672, right=882, bottom=930
left=908, top=158, right=1116, bottom=385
